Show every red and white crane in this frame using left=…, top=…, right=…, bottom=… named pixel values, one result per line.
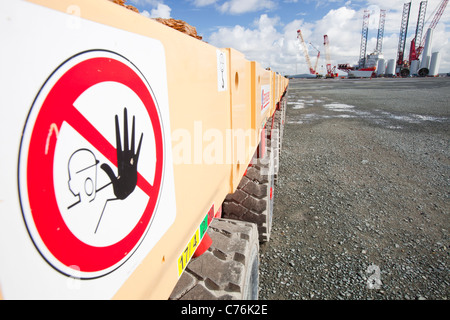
left=297, top=29, right=319, bottom=75
left=323, top=35, right=338, bottom=78
left=396, top=2, right=412, bottom=75
left=359, top=9, right=371, bottom=68
left=409, top=0, right=428, bottom=62
left=417, top=0, right=448, bottom=58
left=375, top=9, right=387, bottom=54
left=309, top=42, right=321, bottom=76
left=405, top=0, right=448, bottom=76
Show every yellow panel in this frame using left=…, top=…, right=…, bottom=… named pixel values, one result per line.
left=11, top=0, right=289, bottom=300
left=277, top=74, right=281, bottom=101
left=274, top=74, right=278, bottom=106
left=250, top=61, right=261, bottom=152
left=227, top=48, right=255, bottom=190
left=279, top=75, right=282, bottom=100
left=270, top=71, right=277, bottom=117
left=250, top=62, right=260, bottom=132
left=23, top=0, right=233, bottom=300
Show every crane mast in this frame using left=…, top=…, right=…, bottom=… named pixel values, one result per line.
left=359, top=10, right=370, bottom=68
left=297, top=29, right=317, bottom=75
left=338, top=8, right=385, bottom=78
left=410, top=0, right=428, bottom=61
left=323, top=35, right=337, bottom=78
left=417, top=0, right=448, bottom=57
left=375, top=9, right=387, bottom=54
left=309, top=42, right=321, bottom=76
left=396, top=2, right=412, bottom=74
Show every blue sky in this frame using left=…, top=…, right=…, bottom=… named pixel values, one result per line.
left=141, top=0, right=343, bottom=34
left=127, top=0, right=450, bottom=75
left=130, top=0, right=355, bottom=35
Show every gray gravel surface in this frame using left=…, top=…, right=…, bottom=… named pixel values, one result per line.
left=259, top=77, right=450, bottom=300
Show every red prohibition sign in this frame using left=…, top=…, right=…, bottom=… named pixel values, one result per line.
left=20, top=51, right=164, bottom=277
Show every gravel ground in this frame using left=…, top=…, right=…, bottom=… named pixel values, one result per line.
left=259, top=77, right=450, bottom=300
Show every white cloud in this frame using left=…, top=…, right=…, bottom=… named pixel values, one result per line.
left=140, top=10, right=151, bottom=18
left=365, top=0, right=450, bottom=73
left=130, top=0, right=172, bottom=19
left=149, top=3, right=171, bottom=18
left=192, top=0, right=218, bottom=6
left=209, top=14, right=284, bottom=69
left=209, top=7, right=361, bottom=75
left=209, top=2, right=450, bottom=75
left=219, top=0, right=276, bottom=15
left=130, top=0, right=449, bottom=74
left=129, top=0, right=163, bottom=6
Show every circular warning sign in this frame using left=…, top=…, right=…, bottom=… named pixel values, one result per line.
left=18, top=50, right=164, bottom=279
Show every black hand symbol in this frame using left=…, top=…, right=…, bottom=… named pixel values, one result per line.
left=101, top=108, right=143, bottom=200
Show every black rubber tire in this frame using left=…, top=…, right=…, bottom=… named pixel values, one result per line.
left=400, top=68, right=410, bottom=77
left=169, top=218, right=259, bottom=300
left=221, top=94, right=286, bottom=243
left=418, top=68, right=429, bottom=77
left=222, top=135, right=275, bottom=243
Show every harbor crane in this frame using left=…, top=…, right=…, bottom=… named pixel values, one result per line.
left=309, top=42, right=321, bottom=76
left=409, top=1, right=428, bottom=63
left=417, top=0, right=448, bottom=58
left=338, top=8, right=385, bottom=78
left=323, top=35, right=338, bottom=78
left=359, top=10, right=370, bottom=68
left=396, top=2, right=412, bottom=76
left=402, top=0, right=447, bottom=76
left=375, top=9, right=387, bottom=54
left=297, top=29, right=319, bottom=76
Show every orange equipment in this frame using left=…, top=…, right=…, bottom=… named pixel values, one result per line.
left=0, top=0, right=288, bottom=299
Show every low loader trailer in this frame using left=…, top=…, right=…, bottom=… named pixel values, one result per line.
left=0, top=0, right=288, bottom=299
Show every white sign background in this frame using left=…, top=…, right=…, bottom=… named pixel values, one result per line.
left=0, top=1, right=176, bottom=299
left=261, top=84, right=271, bottom=114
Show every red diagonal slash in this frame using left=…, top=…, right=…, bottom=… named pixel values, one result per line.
left=25, top=55, right=164, bottom=272
left=65, top=104, right=154, bottom=199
